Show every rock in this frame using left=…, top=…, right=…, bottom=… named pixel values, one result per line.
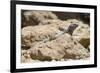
left=21, top=55, right=26, bottom=63
left=22, top=11, right=58, bottom=27
left=21, top=49, right=41, bottom=63
left=29, top=41, right=66, bottom=61
left=66, top=19, right=84, bottom=25
left=29, top=33, right=89, bottom=61
left=21, top=25, right=62, bottom=48
left=21, top=21, right=78, bottom=49
left=72, top=22, right=90, bottom=48
left=21, top=10, right=90, bottom=62
left=21, top=50, right=31, bottom=63
left=39, top=19, right=79, bottom=34
left=22, top=20, right=89, bottom=48
left=54, top=33, right=89, bottom=59
left=38, top=19, right=71, bottom=30
left=65, top=19, right=90, bottom=48
left=39, top=19, right=64, bottom=25
left=60, top=59, right=65, bottom=61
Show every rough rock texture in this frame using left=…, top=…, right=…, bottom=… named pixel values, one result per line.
left=21, top=25, right=62, bottom=48
left=60, top=19, right=90, bottom=48
left=39, top=19, right=76, bottom=30
left=29, top=34, right=89, bottom=61
left=70, top=19, right=90, bottom=48
left=21, top=11, right=90, bottom=63
left=21, top=50, right=41, bottom=63
left=21, top=50, right=31, bottom=63
left=22, top=11, right=58, bottom=27
left=21, top=20, right=79, bottom=49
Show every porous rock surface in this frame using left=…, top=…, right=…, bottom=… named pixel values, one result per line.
left=21, top=11, right=90, bottom=63
left=22, top=11, right=58, bottom=27
left=29, top=34, right=89, bottom=61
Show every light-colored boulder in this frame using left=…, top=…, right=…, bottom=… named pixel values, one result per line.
left=21, top=25, right=62, bottom=48
left=21, top=50, right=40, bottom=63
left=66, top=19, right=83, bottom=25
left=65, top=19, right=90, bottom=48
left=54, top=33, right=89, bottom=59
left=22, top=19, right=90, bottom=58
left=39, top=19, right=72, bottom=30
left=22, top=11, right=58, bottom=27
left=39, top=19, right=79, bottom=35
left=72, top=23, right=90, bottom=48
left=29, top=33, right=89, bottom=61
